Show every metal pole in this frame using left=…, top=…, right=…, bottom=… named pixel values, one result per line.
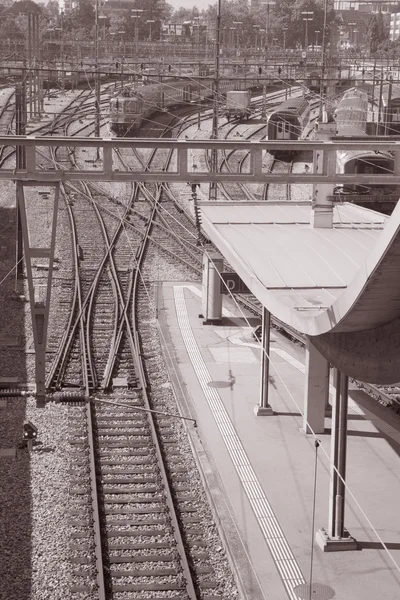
left=61, top=13, right=65, bottom=93
left=15, top=83, right=25, bottom=288
left=95, top=0, right=101, bottom=159
left=377, top=70, right=384, bottom=135
left=209, top=0, right=221, bottom=201
left=37, top=14, right=43, bottom=115
left=334, top=373, right=348, bottom=539
left=28, top=13, right=33, bottom=119
left=32, top=14, right=37, bottom=118
left=319, top=0, right=328, bottom=120
left=384, top=77, right=392, bottom=136
left=259, top=307, right=271, bottom=409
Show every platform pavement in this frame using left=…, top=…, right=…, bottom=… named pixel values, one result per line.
left=158, top=281, right=400, bottom=600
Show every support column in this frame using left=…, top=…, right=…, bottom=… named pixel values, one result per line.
left=310, top=122, right=336, bottom=229
left=254, top=307, right=273, bottom=416
left=201, top=251, right=223, bottom=324
left=316, top=370, right=357, bottom=551
left=303, top=338, right=329, bottom=434
left=17, top=183, right=60, bottom=408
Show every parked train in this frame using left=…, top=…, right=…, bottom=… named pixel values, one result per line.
left=266, top=96, right=311, bottom=159
left=43, top=68, right=119, bottom=90
left=334, top=87, right=395, bottom=197
left=109, top=72, right=263, bottom=136
left=304, top=69, right=354, bottom=96
left=381, top=82, right=400, bottom=135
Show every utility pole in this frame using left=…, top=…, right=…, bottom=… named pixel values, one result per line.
left=209, top=0, right=221, bottom=202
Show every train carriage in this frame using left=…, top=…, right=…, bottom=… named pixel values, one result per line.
left=109, top=72, right=262, bottom=136
left=334, top=88, right=396, bottom=196
left=266, top=97, right=311, bottom=159
left=381, top=83, right=400, bottom=135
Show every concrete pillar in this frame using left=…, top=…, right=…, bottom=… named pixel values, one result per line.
left=310, top=122, right=336, bottom=229
left=316, top=370, right=357, bottom=551
left=254, top=307, right=273, bottom=416
left=303, top=338, right=329, bottom=434
left=201, top=251, right=223, bottom=323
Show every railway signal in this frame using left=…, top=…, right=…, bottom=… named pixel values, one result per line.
left=23, top=420, right=38, bottom=451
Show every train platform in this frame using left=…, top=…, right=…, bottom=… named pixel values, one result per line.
left=158, top=281, right=400, bottom=600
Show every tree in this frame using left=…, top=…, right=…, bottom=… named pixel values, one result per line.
left=64, top=0, right=94, bottom=33
left=45, top=0, right=59, bottom=21
left=7, top=0, right=42, bottom=14
left=368, top=12, right=388, bottom=54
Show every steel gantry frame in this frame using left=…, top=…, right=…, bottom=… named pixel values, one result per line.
left=4, top=135, right=400, bottom=406
left=3, top=135, right=400, bottom=184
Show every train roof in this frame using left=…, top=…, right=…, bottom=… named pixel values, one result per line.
left=382, top=82, right=400, bottom=105
left=333, top=88, right=368, bottom=136
left=269, top=96, right=309, bottom=117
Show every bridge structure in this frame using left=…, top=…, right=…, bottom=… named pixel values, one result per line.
left=3, top=133, right=400, bottom=552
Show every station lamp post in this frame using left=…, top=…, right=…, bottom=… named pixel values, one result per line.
left=262, top=2, right=275, bottom=55
left=348, top=22, right=356, bottom=48
left=253, top=25, right=260, bottom=50
left=193, top=16, right=201, bottom=46
left=301, top=11, right=313, bottom=50
left=54, top=14, right=65, bottom=92
left=353, top=29, right=358, bottom=50
left=118, top=30, right=125, bottom=57
left=131, top=9, right=143, bottom=43
left=230, top=26, right=236, bottom=47
left=233, top=21, right=242, bottom=50
left=98, top=14, right=106, bottom=55
left=283, top=27, right=288, bottom=52
left=146, top=19, right=155, bottom=43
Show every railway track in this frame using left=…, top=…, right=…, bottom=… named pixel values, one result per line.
left=33, top=101, right=237, bottom=598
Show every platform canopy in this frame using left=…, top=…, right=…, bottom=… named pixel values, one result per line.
left=199, top=200, right=400, bottom=383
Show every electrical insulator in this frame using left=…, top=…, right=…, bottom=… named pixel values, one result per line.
left=168, top=65, right=171, bottom=72
left=258, top=67, right=262, bottom=75
left=278, top=67, right=282, bottom=75
left=140, top=63, right=144, bottom=70
left=116, top=61, right=120, bottom=69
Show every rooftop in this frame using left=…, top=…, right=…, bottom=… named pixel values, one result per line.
left=199, top=201, right=399, bottom=335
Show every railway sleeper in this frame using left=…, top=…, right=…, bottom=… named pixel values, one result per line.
left=101, top=467, right=156, bottom=474
left=98, top=429, right=150, bottom=436
left=103, top=485, right=159, bottom=493
left=70, top=556, right=93, bottom=565
left=109, top=542, right=171, bottom=550
left=111, top=567, right=179, bottom=576
left=70, top=585, right=93, bottom=593
left=106, top=516, right=166, bottom=524
left=102, top=477, right=157, bottom=484
left=110, top=555, right=175, bottom=563
left=105, top=508, right=166, bottom=516
left=107, top=529, right=168, bottom=537
left=112, top=583, right=185, bottom=591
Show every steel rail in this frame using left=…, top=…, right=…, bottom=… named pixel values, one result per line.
left=85, top=399, right=107, bottom=599
left=131, top=210, right=198, bottom=600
